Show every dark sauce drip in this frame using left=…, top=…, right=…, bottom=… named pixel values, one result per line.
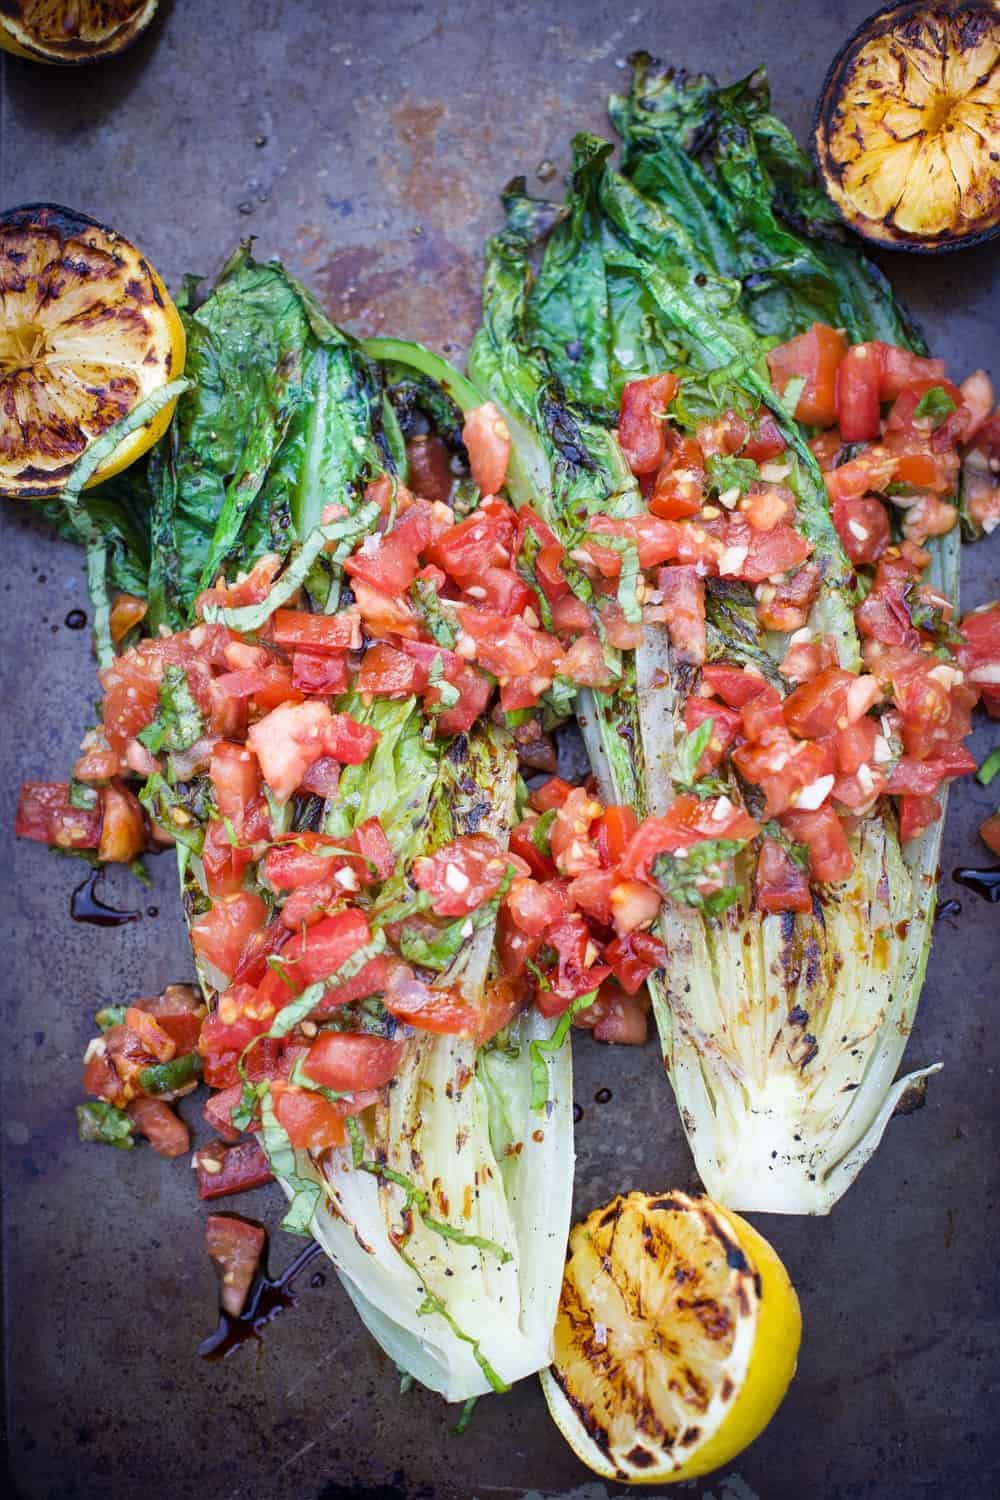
left=935, top=899, right=962, bottom=922
left=64, top=609, right=87, bottom=630
left=952, top=866, right=1000, bottom=903
left=594, top=1087, right=613, bottom=1105
left=70, top=869, right=141, bottom=927
left=198, top=1239, right=325, bottom=1361
left=572, top=1103, right=584, bottom=1124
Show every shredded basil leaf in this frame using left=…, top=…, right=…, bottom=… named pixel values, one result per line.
left=706, top=452, right=758, bottom=499
left=673, top=718, right=714, bottom=788
left=529, top=991, right=596, bottom=1110
left=977, top=748, right=1000, bottom=787
left=258, top=1087, right=322, bottom=1235
left=138, top=1052, right=202, bottom=1095
left=653, top=837, right=747, bottom=915
left=913, top=386, right=957, bottom=427
left=76, top=1100, right=135, bottom=1150
left=138, top=664, right=205, bottom=754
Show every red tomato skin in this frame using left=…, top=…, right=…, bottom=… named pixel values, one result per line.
left=767, top=323, right=846, bottom=428
left=357, top=642, right=425, bottom=698
left=463, top=402, right=511, bottom=495
left=596, top=805, right=639, bottom=866
left=196, top=1140, right=274, bottom=1200
left=683, top=697, right=742, bottom=775
left=210, top=743, right=259, bottom=836
left=604, top=930, right=666, bottom=994
left=302, top=1032, right=404, bottom=1092
left=292, top=651, right=350, bottom=696
left=979, top=812, right=1000, bottom=857
left=648, top=435, right=705, bottom=520
left=272, top=1086, right=346, bottom=1151
left=412, top=834, right=512, bottom=917
left=779, top=807, right=853, bottom=883
left=272, top=610, right=358, bottom=654
left=191, top=893, right=269, bottom=984
left=407, top=434, right=453, bottom=502
left=832, top=495, right=891, bottom=566
left=618, top=373, right=679, bottom=474
left=530, top=777, right=575, bottom=812
left=282, top=908, right=373, bottom=990
left=591, top=983, right=650, bottom=1046
left=898, top=794, right=941, bottom=843
left=836, top=344, right=883, bottom=442
left=702, top=664, right=770, bottom=708
left=127, top=1098, right=190, bottom=1159
left=206, top=1214, right=267, bottom=1317
left=755, top=838, right=812, bottom=914
left=743, top=414, right=787, bottom=463
left=15, top=782, right=103, bottom=849
left=658, top=565, right=705, bottom=665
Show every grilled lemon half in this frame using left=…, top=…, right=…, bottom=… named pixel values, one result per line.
left=0, top=1, right=158, bottom=63
left=814, top=1, right=1000, bottom=250
left=540, top=1191, right=801, bottom=1484
left=0, top=205, right=184, bottom=500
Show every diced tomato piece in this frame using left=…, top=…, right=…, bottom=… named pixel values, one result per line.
left=739, top=684, right=785, bottom=741
left=782, top=668, right=877, bottom=739
left=549, top=787, right=604, bottom=876
left=203, top=1084, right=246, bottom=1144
left=473, top=974, right=529, bottom=1045
left=206, top=1214, right=266, bottom=1317
left=591, top=983, right=649, bottom=1046
left=505, top=876, right=568, bottom=936
left=433, top=663, right=493, bottom=735
left=132, top=986, right=204, bottom=1054
left=321, top=713, right=380, bottom=765
left=210, top=742, right=259, bottom=838
left=214, top=664, right=303, bottom=712
left=272, top=1085, right=346, bottom=1151
left=618, top=373, right=679, bottom=475
left=832, top=494, right=891, bottom=566
left=887, top=748, right=977, bottom=794
left=559, top=633, right=613, bottom=689
left=740, top=484, right=797, bottom=533
left=264, top=832, right=345, bottom=890
left=684, top=697, right=742, bottom=775
left=427, top=512, right=509, bottom=586
left=618, top=794, right=759, bottom=883
left=282, top=908, right=372, bottom=991
left=357, top=642, right=424, bottom=698
left=299, top=755, right=341, bottom=798
left=648, top=434, right=705, bottom=520
left=344, top=527, right=421, bottom=594
left=566, top=867, right=616, bottom=925
left=979, top=811, right=1000, bottom=856
left=959, top=601, right=1000, bottom=715
left=379, top=962, right=480, bottom=1034
left=757, top=564, right=822, bottom=634
left=127, top=1097, right=189, bottom=1159
left=412, top=833, right=512, bottom=917
left=536, top=914, right=610, bottom=1012
left=99, top=651, right=161, bottom=752
left=898, top=793, right=941, bottom=843
left=768, top=323, right=846, bottom=428
left=529, top=776, right=575, bottom=812
left=316, top=953, right=390, bottom=1010
left=658, top=565, right=705, bottom=665
left=779, top=806, right=852, bottom=882
left=833, top=717, right=879, bottom=776
left=462, top=402, right=510, bottom=494
left=406, top=433, right=453, bottom=503
left=743, top=414, right=787, bottom=463
left=609, top=878, right=662, bottom=936
left=196, top=1139, right=274, bottom=1200
left=595, top=805, right=639, bottom=866
left=878, top=347, right=947, bottom=401
left=824, top=448, right=897, bottom=504
left=509, top=817, right=557, bottom=881
left=701, top=663, right=770, bottom=708
left=836, top=344, right=883, bottom=442
left=603, top=929, right=666, bottom=993
left=754, top=838, right=812, bottom=914
left=350, top=818, right=395, bottom=882
left=742, top=524, right=812, bottom=583
left=733, top=733, right=835, bottom=819
left=855, top=585, right=920, bottom=649
left=272, top=609, right=359, bottom=654
left=292, top=651, right=350, bottom=696
left=697, top=410, right=749, bottom=458
left=247, top=700, right=332, bottom=803
left=15, top=781, right=102, bottom=849
left=202, top=817, right=249, bottom=897
left=303, top=1031, right=404, bottom=1090
left=191, top=893, right=269, bottom=985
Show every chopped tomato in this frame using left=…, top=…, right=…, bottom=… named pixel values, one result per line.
left=878, top=346, right=946, bottom=401
left=658, top=565, right=705, bottom=665
left=382, top=963, right=480, bottom=1034
left=898, top=793, right=941, bottom=843
left=98, top=782, right=147, bottom=863
left=127, top=1098, right=189, bottom=1159
left=618, top=794, right=759, bottom=883
left=742, top=523, right=812, bottom=583
left=618, top=373, right=679, bottom=474
left=202, top=818, right=250, bottom=897
left=696, top=410, right=749, bottom=458
left=505, top=876, right=569, bottom=936
left=887, top=748, right=977, bottom=795
left=979, top=811, right=1000, bottom=857
left=474, top=974, right=529, bottom=1044
left=686, top=700, right=741, bottom=779
left=407, top=433, right=453, bottom=503
left=591, top=982, right=650, bottom=1045
left=757, top=564, right=821, bottom=634
left=530, top=776, right=575, bottom=812
left=595, top=804, right=639, bottom=866
left=609, top=879, right=662, bottom=936
left=649, top=434, right=705, bottom=519
left=743, top=414, right=787, bottom=463
left=509, top=817, right=557, bottom=881
left=206, top=1214, right=266, bottom=1317
left=133, top=985, right=204, bottom=1054
left=322, top=713, right=380, bottom=765
left=99, top=650, right=161, bottom=752
left=836, top=344, right=882, bottom=442
left=203, top=1084, right=246, bottom=1143
left=292, top=651, right=350, bottom=696
left=779, top=806, right=852, bottom=882
left=855, top=585, right=920, bottom=649
left=559, top=633, right=613, bottom=688
left=195, top=1140, right=274, bottom=1200
left=191, top=893, right=269, bottom=985
left=767, top=323, right=846, bottom=428
left=272, top=609, right=359, bottom=654
left=264, top=832, right=348, bottom=890
left=536, top=915, right=610, bottom=1012
left=303, top=1031, right=404, bottom=1090
left=462, top=402, right=510, bottom=495
left=755, top=838, right=812, bottom=914
left=603, top=930, right=666, bottom=993
left=299, top=755, right=341, bottom=798
left=344, top=526, right=421, bottom=594
left=412, top=833, right=513, bottom=917
left=701, top=663, right=770, bottom=708
left=782, top=668, right=879, bottom=739
left=740, top=484, right=796, bottom=532
left=15, top=781, right=102, bottom=849
left=109, top=593, right=148, bottom=645
left=272, top=1085, right=346, bottom=1151
left=426, top=511, right=510, bottom=587
left=566, top=867, right=616, bottom=925
left=959, top=601, right=1000, bottom=717
left=734, top=731, right=835, bottom=819
left=247, top=700, right=332, bottom=803
left=280, top=908, right=372, bottom=992
left=824, top=448, right=898, bottom=504
left=549, top=787, right=604, bottom=876
left=832, top=494, right=891, bottom=566
left=210, top=742, right=259, bottom=837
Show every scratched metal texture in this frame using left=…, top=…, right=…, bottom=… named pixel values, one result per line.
left=1, top=2, right=998, bottom=1497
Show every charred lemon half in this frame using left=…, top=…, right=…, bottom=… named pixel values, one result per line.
left=0, top=205, right=185, bottom=500
left=0, top=1, right=158, bottom=63
left=814, top=2, right=1000, bottom=250
left=540, top=1191, right=801, bottom=1484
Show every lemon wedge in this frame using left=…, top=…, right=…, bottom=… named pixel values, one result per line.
left=0, top=1, right=158, bottom=63
left=541, top=1190, right=801, bottom=1484
left=0, top=204, right=185, bottom=499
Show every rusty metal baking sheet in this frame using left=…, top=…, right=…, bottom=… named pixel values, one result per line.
left=2, top=2, right=998, bottom=1497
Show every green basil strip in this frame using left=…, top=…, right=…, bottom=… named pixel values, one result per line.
left=201, top=501, right=380, bottom=632
left=673, top=718, right=714, bottom=788
left=76, top=1100, right=135, bottom=1150
left=529, top=990, right=597, bottom=1110
left=977, top=748, right=1000, bottom=787
left=138, top=1052, right=203, bottom=1095
left=258, top=1087, right=321, bottom=1235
